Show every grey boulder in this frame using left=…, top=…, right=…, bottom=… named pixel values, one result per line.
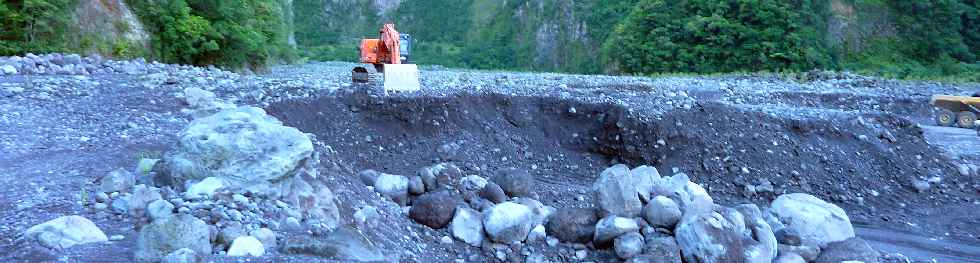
left=490, top=168, right=533, bottom=197
left=630, top=165, right=661, bottom=202
left=281, top=227, right=385, bottom=262
left=373, top=173, right=409, bottom=205
left=642, top=195, right=681, bottom=229
left=768, top=193, right=855, bottom=248
left=135, top=214, right=212, bottom=263
left=593, top=216, right=639, bottom=246
left=409, top=191, right=458, bottom=229
left=449, top=207, right=484, bottom=246
left=674, top=206, right=776, bottom=263
left=546, top=207, right=598, bottom=243
left=24, top=215, right=108, bottom=249
left=643, top=236, right=682, bottom=263
left=814, top=237, right=879, bottom=263
left=593, top=164, right=643, bottom=217
left=483, top=202, right=534, bottom=244
left=615, top=232, right=644, bottom=259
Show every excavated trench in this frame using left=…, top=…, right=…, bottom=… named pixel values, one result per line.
left=265, top=90, right=977, bottom=246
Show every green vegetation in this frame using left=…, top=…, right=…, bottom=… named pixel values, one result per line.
left=0, top=0, right=976, bottom=80
left=126, top=0, right=295, bottom=69
left=292, top=0, right=976, bottom=82
left=602, top=0, right=832, bottom=74
left=0, top=0, right=77, bottom=55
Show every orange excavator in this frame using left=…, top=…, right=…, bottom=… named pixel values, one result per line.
left=352, top=23, right=420, bottom=92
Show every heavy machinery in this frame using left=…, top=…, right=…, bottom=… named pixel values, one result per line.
left=352, top=23, right=420, bottom=93
left=930, top=93, right=980, bottom=128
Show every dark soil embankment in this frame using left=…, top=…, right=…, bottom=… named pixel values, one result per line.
left=266, top=88, right=979, bottom=247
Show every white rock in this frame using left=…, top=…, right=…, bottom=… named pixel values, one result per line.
left=483, top=202, right=534, bottom=244
left=593, top=164, right=643, bottom=217
left=460, top=175, right=488, bottom=191
left=450, top=207, right=484, bottom=246
left=593, top=216, right=639, bottom=245
left=630, top=165, right=661, bottom=202
left=642, top=195, right=681, bottom=228
left=1, top=65, right=16, bottom=75
left=768, top=193, right=855, bottom=248
left=526, top=224, right=547, bottom=243
left=374, top=173, right=409, bottom=205
left=652, top=173, right=714, bottom=216
left=227, top=236, right=265, bottom=257
left=184, top=177, right=224, bottom=199
left=354, top=206, right=379, bottom=226
left=24, top=216, right=108, bottom=249
left=514, top=197, right=556, bottom=227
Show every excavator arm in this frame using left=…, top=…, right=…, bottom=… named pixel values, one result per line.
left=360, top=23, right=401, bottom=68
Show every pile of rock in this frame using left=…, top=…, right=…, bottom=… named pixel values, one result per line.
left=583, top=164, right=876, bottom=263
left=377, top=161, right=877, bottom=263
left=0, top=53, right=233, bottom=76
left=77, top=103, right=339, bottom=262
left=359, top=164, right=557, bottom=256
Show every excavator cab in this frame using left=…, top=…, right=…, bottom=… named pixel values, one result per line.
left=352, top=24, right=420, bottom=93
left=399, top=33, right=412, bottom=64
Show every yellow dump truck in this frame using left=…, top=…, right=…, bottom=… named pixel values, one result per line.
left=930, top=94, right=980, bottom=128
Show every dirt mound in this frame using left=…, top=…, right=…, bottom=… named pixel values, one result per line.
left=265, top=87, right=977, bottom=260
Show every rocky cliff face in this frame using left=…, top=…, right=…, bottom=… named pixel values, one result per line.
left=73, top=0, right=151, bottom=56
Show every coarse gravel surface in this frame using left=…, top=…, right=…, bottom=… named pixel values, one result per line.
left=1, top=58, right=979, bottom=262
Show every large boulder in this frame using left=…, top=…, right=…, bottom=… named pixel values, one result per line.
left=643, top=236, right=682, bottom=263
left=409, top=191, right=458, bottom=229
left=135, top=214, right=211, bottom=263
left=546, top=207, right=598, bottom=243
left=483, top=202, right=534, bottom=244
left=490, top=168, right=533, bottom=197
left=24, top=216, right=108, bottom=249
left=479, top=181, right=508, bottom=204
left=615, top=232, right=644, bottom=259
left=155, top=106, right=338, bottom=226
left=674, top=207, right=777, bottom=263
left=593, top=164, right=643, bottom=217
left=281, top=227, right=385, bottom=262
left=449, top=207, right=484, bottom=246
left=593, top=216, right=639, bottom=246
left=156, top=106, right=314, bottom=192
left=768, top=193, right=855, bottom=248
left=99, top=168, right=135, bottom=193
left=642, top=195, right=681, bottom=229
left=814, top=237, right=879, bottom=263
left=630, top=165, right=661, bottom=202
left=227, top=236, right=265, bottom=257
left=514, top=197, right=555, bottom=227
left=128, top=184, right=163, bottom=218
left=651, top=173, right=713, bottom=217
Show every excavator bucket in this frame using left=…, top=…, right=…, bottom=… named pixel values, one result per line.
left=383, top=64, right=421, bottom=93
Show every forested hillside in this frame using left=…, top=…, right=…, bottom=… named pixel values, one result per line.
left=295, top=0, right=978, bottom=80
